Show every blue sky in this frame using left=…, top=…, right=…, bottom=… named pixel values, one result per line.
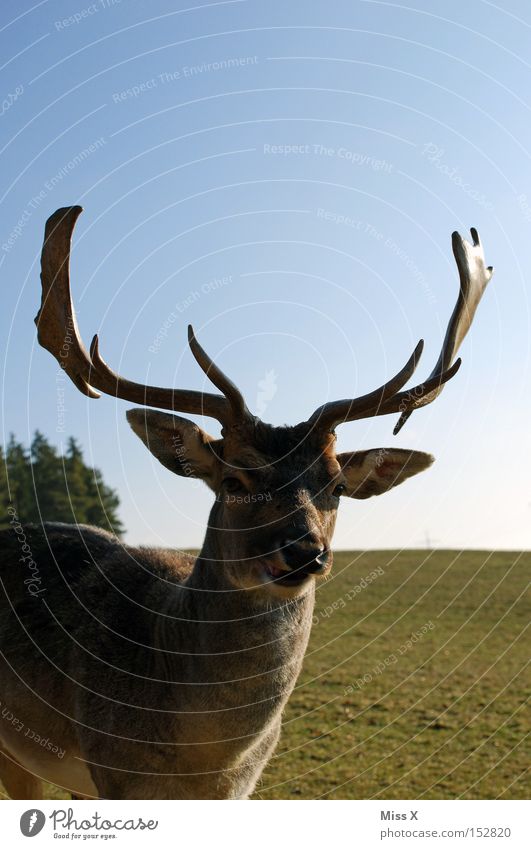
left=1, top=0, right=530, bottom=550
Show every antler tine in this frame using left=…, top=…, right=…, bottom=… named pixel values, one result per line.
left=306, top=228, right=492, bottom=435
left=35, top=206, right=242, bottom=426
left=187, top=325, right=250, bottom=422
left=307, top=339, right=425, bottom=432
left=385, top=357, right=462, bottom=435
left=88, top=334, right=231, bottom=422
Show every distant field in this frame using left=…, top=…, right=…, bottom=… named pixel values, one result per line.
left=2, top=550, right=529, bottom=800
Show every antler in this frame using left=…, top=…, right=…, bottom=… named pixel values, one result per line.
left=306, top=228, right=493, bottom=434
left=35, top=206, right=250, bottom=426
left=36, top=210, right=492, bottom=435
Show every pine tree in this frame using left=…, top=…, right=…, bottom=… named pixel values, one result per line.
left=31, top=431, right=71, bottom=522
left=63, top=437, right=91, bottom=524
left=0, top=433, right=124, bottom=536
left=0, top=445, right=10, bottom=522
left=5, top=435, right=34, bottom=522
left=63, top=437, right=124, bottom=536
left=83, top=463, right=124, bottom=537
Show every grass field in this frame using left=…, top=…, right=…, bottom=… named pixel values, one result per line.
left=2, top=550, right=529, bottom=800
left=255, top=549, right=529, bottom=799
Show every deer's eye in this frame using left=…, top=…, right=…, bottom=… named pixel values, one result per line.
left=333, top=483, right=346, bottom=498
left=223, top=477, right=247, bottom=495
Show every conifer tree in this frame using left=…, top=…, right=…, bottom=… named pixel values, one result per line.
left=0, top=433, right=124, bottom=536
left=31, top=431, right=70, bottom=522
left=0, top=445, right=10, bottom=521
left=5, top=435, right=33, bottom=521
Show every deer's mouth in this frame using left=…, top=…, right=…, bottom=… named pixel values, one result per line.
left=263, top=562, right=313, bottom=586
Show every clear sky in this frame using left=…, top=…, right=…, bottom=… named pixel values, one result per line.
left=1, top=0, right=530, bottom=551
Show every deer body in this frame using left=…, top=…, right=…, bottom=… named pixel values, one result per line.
left=0, top=521, right=314, bottom=799
left=0, top=207, right=493, bottom=798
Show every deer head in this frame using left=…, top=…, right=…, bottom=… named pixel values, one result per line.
left=35, top=207, right=493, bottom=597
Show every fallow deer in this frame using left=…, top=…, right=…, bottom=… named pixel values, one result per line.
left=0, top=207, right=493, bottom=799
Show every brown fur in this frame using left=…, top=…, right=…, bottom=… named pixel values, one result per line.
left=0, top=416, right=432, bottom=799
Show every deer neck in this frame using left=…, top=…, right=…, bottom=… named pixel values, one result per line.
left=182, top=551, right=315, bottom=655
left=144, top=547, right=314, bottom=798
left=157, top=540, right=315, bottom=714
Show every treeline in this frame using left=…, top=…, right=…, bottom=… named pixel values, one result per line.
left=0, top=432, right=123, bottom=536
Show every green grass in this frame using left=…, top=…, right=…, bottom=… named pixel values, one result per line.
left=2, top=551, right=529, bottom=800
left=255, top=550, right=530, bottom=799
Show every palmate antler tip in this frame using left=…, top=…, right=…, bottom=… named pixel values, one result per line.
left=452, top=227, right=487, bottom=256
left=451, top=230, right=464, bottom=251
left=45, top=205, right=83, bottom=229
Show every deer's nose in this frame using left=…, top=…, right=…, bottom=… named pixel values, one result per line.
left=280, top=534, right=329, bottom=574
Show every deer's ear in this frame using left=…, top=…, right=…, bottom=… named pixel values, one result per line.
left=126, top=409, right=222, bottom=490
left=336, top=448, right=434, bottom=499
